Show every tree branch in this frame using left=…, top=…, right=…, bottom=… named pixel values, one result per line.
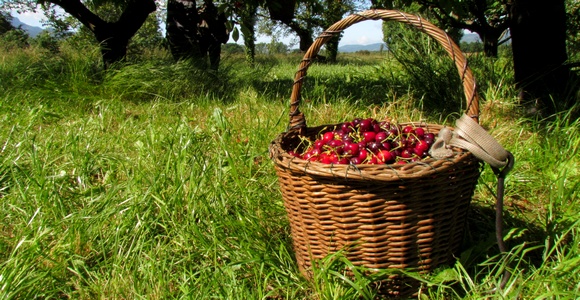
left=48, top=0, right=104, bottom=32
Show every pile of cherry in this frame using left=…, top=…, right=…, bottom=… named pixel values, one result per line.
left=288, top=117, right=436, bottom=165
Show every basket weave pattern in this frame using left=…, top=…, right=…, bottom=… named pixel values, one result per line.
left=271, top=125, right=481, bottom=274
left=269, top=10, right=483, bottom=296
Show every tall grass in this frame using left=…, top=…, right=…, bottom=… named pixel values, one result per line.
left=1, top=41, right=579, bottom=299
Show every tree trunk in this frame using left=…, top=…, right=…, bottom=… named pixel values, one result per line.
left=288, top=21, right=314, bottom=52
left=480, top=30, right=500, bottom=57
left=166, top=0, right=204, bottom=66
left=238, top=3, right=258, bottom=67
left=198, top=1, right=229, bottom=70
left=265, top=0, right=316, bottom=56
left=51, top=0, right=156, bottom=68
left=509, top=0, right=569, bottom=116
left=325, top=35, right=340, bottom=63
left=241, top=19, right=256, bottom=67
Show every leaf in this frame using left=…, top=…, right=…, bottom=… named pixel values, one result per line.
left=232, top=26, right=239, bottom=42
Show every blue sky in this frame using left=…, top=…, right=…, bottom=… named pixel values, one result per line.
left=12, top=9, right=385, bottom=46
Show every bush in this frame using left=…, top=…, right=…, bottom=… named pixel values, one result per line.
left=0, top=29, right=29, bottom=50
left=383, top=20, right=463, bottom=115
left=222, top=42, right=245, bottom=54
left=31, top=31, right=61, bottom=53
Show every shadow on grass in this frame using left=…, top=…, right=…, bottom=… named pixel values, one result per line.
left=461, top=203, right=547, bottom=269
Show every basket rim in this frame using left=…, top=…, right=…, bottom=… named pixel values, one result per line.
left=269, top=122, right=481, bottom=182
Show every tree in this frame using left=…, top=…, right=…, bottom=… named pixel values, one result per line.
left=222, top=42, right=244, bottom=54
left=1, top=11, right=14, bottom=34
left=319, top=0, right=364, bottom=62
left=566, top=0, right=580, bottom=62
left=2, top=0, right=157, bottom=68
left=460, top=41, right=484, bottom=53
left=59, top=0, right=155, bottom=67
left=166, top=0, right=229, bottom=70
left=508, top=0, right=570, bottom=116
left=259, top=0, right=364, bottom=61
left=166, top=0, right=200, bottom=62
left=235, top=1, right=259, bottom=66
left=0, top=11, right=29, bottom=49
left=371, top=0, right=574, bottom=116
left=266, top=0, right=316, bottom=52
left=255, top=41, right=288, bottom=54
left=198, top=0, right=230, bottom=69
left=372, top=0, right=510, bottom=57
left=127, top=12, right=164, bottom=57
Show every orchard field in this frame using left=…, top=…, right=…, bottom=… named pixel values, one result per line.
left=0, top=41, right=579, bottom=299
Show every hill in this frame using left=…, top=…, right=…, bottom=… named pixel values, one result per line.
left=461, top=33, right=481, bottom=43
left=338, top=42, right=386, bottom=53
left=10, top=16, right=44, bottom=37
left=339, top=33, right=480, bottom=53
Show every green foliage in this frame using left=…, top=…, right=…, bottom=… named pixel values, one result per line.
left=222, top=42, right=244, bottom=54
left=30, top=30, right=60, bottom=53
left=0, top=27, right=29, bottom=49
left=255, top=41, right=289, bottom=54
left=126, top=13, right=164, bottom=58
left=374, top=0, right=508, bottom=57
left=1, top=11, right=15, bottom=34
left=566, top=0, right=580, bottom=62
left=382, top=20, right=464, bottom=115
left=460, top=41, right=484, bottom=53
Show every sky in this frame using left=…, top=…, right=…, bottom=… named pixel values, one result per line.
left=266, top=20, right=385, bottom=46
left=11, top=9, right=385, bottom=46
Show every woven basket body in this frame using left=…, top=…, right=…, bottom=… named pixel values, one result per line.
left=269, top=10, right=483, bottom=296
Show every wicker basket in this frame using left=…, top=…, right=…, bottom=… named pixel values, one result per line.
left=269, top=10, right=483, bottom=297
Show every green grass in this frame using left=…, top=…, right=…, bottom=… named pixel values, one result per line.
left=1, top=43, right=579, bottom=299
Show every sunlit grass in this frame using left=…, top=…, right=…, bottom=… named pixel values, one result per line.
left=1, top=45, right=579, bottom=299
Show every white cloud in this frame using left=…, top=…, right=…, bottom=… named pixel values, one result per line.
left=11, top=10, right=47, bottom=27
left=340, top=20, right=383, bottom=45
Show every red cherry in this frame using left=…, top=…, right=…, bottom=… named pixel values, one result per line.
left=415, top=127, right=425, bottom=138
left=381, top=142, right=392, bottom=151
left=400, top=149, right=413, bottom=159
left=414, top=140, right=429, bottom=155
left=288, top=150, right=299, bottom=157
left=375, top=131, right=388, bottom=143
left=363, top=131, right=376, bottom=143
left=359, top=119, right=372, bottom=132
left=314, top=140, right=325, bottom=149
left=310, top=148, right=321, bottom=157
left=377, top=150, right=394, bottom=163
left=341, top=122, right=353, bottom=133
left=358, top=149, right=369, bottom=161
left=322, top=131, right=335, bottom=143
left=402, top=125, right=414, bottom=135
left=424, top=133, right=435, bottom=145
left=303, top=152, right=317, bottom=161
left=344, top=142, right=360, bottom=156
left=367, top=141, right=382, bottom=153
left=328, top=139, right=344, bottom=149
left=319, top=153, right=331, bottom=164
left=329, top=153, right=339, bottom=164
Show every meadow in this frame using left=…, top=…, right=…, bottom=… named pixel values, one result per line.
left=0, top=40, right=579, bottom=299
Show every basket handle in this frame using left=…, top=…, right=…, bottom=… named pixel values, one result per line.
left=288, top=9, right=480, bottom=132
